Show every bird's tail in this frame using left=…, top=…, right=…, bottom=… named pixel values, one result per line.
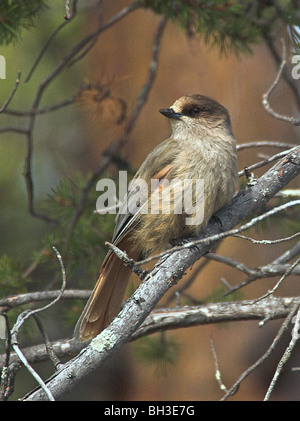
left=74, top=238, right=137, bottom=342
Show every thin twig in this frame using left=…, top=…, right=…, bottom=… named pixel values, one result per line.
left=220, top=242, right=300, bottom=296
left=10, top=247, right=66, bottom=335
left=264, top=305, right=300, bottom=400
left=221, top=302, right=300, bottom=400
left=0, top=72, right=21, bottom=113
left=9, top=247, right=66, bottom=401
left=237, top=141, right=298, bottom=151
left=233, top=231, right=300, bottom=245
left=223, top=262, right=300, bottom=297
left=0, top=127, right=28, bottom=135
left=272, top=240, right=300, bottom=265
left=209, top=334, right=228, bottom=394
left=67, top=0, right=104, bottom=68
left=125, top=16, right=168, bottom=134
left=32, top=314, right=62, bottom=370
left=106, top=241, right=148, bottom=280
left=238, top=145, right=299, bottom=177
left=262, top=38, right=300, bottom=125
left=12, top=342, right=55, bottom=401
left=3, top=96, right=76, bottom=117
left=137, top=200, right=300, bottom=266
left=206, top=253, right=257, bottom=277
left=263, top=31, right=300, bottom=108
left=25, top=1, right=78, bottom=82
left=252, top=256, right=300, bottom=304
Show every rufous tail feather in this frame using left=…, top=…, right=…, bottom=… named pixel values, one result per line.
left=75, top=238, right=138, bottom=341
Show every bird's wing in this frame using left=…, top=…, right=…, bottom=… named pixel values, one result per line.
left=108, top=137, right=178, bottom=253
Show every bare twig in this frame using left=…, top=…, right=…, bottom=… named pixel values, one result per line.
left=25, top=0, right=78, bottom=82
left=264, top=305, right=300, bottom=400
left=209, top=334, right=228, bottom=394
left=0, top=338, right=83, bottom=367
left=237, top=141, right=298, bottom=151
left=233, top=231, right=300, bottom=245
left=272, top=240, right=300, bottom=265
left=137, top=199, right=300, bottom=266
left=238, top=145, right=299, bottom=177
left=3, top=95, right=76, bottom=117
left=132, top=297, right=300, bottom=340
left=12, top=338, right=55, bottom=401
left=0, top=127, right=28, bottom=135
left=9, top=247, right=66, bottom=401
left=221, top=302, right=300, bottom=401
left=253, top=256, right=300, bottom=303
left=263, top=31, right=300, bottom=108
left=11, top=249, right=66, bottom=324
left=223, top=262, right=300, bottom=297
left=106, top=241, right=148, bottom=280
left=125, top=16, right=168, bottom=134
left=67, top=0, right=104, bottom=68
left=0, top=72, right=21, bottom=113
left=262, top=38, right=300, bottom=125
left=219, top=239, right=300, bottom=296
left=0, top=289, right=90, bottom=314
left=206, top=252, right=257, bottom=277
left=32, top=314, right=62, bottom=370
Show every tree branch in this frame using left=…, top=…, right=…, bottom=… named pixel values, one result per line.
left=0, top=72, right=21, bottom=114
left=263, top=304, right=300, bottom=400
left=0, top=289, right=90, bottom=314
left=262, top=38, right=300, bottom=125
left=221, top=301, right=300, bottom=401
left=2, top=296, right=299, bottom=367
left=9, top=247, right=66, bottom=401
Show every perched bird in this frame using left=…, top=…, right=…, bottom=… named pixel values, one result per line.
left=75, top=94, right=238, bottom=341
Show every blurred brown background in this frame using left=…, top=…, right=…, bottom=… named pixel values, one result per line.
left=1, top=0, right=299, bottom=400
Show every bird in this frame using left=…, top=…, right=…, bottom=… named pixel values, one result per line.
left=74, top=94, right=238, bottom=341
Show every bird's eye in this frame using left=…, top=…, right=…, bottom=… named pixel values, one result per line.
left=190, top=107, right=201, bottom=116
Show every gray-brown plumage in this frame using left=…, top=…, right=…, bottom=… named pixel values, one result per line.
left=74, top=94, right=238, bottom=341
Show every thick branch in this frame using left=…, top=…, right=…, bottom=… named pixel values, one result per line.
left=132, top=296, right=300, bottom=339
left=2, top=296, right=298, bottom=367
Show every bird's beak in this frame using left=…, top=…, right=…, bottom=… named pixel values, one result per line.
left=159, top=108, right=182, bottom=120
